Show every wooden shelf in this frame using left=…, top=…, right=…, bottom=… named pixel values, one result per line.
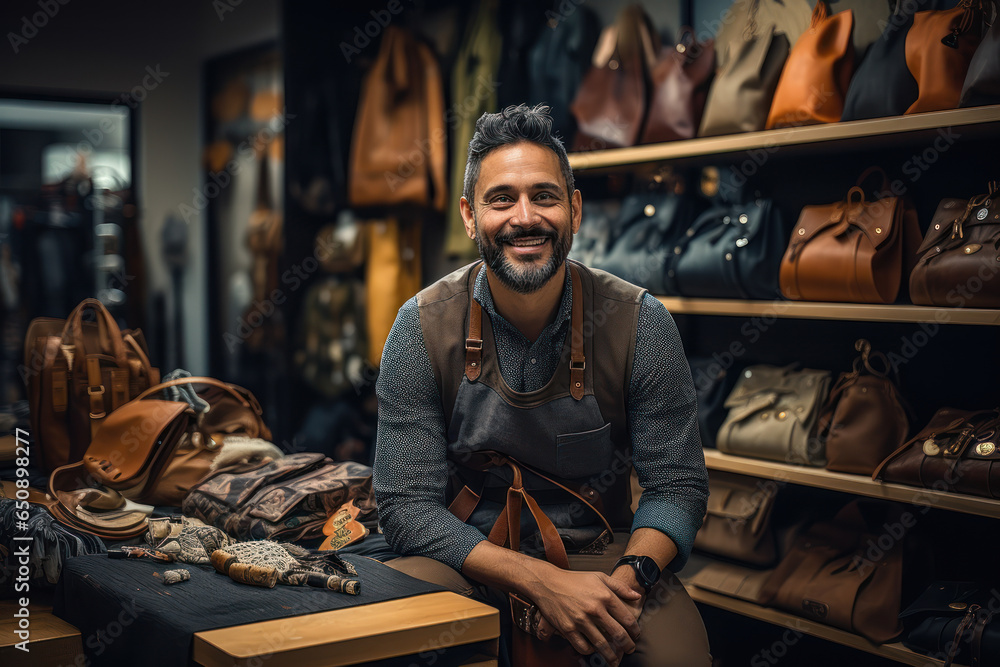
left=704, top=449, right=1000, bottom=519
left=568, top=105, right=1000, bottom=171
left=684, top=585, right=943, bottom=667
left=655, top=296, right=1000, bottom=325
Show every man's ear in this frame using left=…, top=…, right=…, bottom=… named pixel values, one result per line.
left=571, top=189, right=583, bottom=235
left=460, top=197, right=476, bottom=240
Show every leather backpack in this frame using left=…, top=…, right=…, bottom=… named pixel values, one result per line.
left=23, top=298, right=159, bottom=472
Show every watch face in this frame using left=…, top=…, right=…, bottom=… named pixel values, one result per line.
left=637, top=557, right=660, bottom=589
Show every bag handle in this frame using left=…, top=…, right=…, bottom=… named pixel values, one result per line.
left=133, top=376, right=263, bottom=416
left=123, top=332, right=158, bottom=384
left=62, top=298, right=129, bottom=367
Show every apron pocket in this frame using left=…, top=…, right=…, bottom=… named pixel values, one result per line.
left=555, top=423, right=614, bottom=479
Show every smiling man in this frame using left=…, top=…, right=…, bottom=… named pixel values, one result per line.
left=373, top=104, right=711, bottom=666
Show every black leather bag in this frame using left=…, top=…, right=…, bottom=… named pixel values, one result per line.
left=688, top=357, right=738, bottom=449
left=899, top=582, right=1000, bottom=666
left=961, top=3, right=1000, bottom=108
left=593, top=191, right=697, bottom=294
left=668, top=198, right=785, bottom=300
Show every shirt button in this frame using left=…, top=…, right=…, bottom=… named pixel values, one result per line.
left=530, top=358, right=537, bottom=365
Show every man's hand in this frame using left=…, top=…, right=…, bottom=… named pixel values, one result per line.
left=528, top=568, right=641, bottom=666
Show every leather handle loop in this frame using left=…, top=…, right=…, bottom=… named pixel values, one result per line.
left=63, top=298, right=129, bottom=367
left=123, top=333, right=157, bottom=384
left=855, top=166, right=889, bottom=195
left=133, top=377, right=259, bottom=414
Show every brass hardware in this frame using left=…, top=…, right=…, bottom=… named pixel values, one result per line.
left=609, top=59, right=620, bottom=70
left=923, top=439, right=941, bottom=456
left=736, top=238, right=749, bottom=247
left=977, top=208, right=989, bottom=221
left=934, top=224, right=941, bottom=230
left=776, top=411, right=787, bottom=420
left=739, top=214, right=748, bottom=224
left=798, top=228, right=805, bottom=236
left=949, top=602, right=968, bottom=611
left=976, top=441, right=996, bottom=456
left=744, top=370, right=753, bottom=378
left=676, top=43, right=687, bottom=54
left=875, top=227, right=882, bottom=234
left=644, top=204, right=656, bottom=217
left=760, top=412, right=770, bottom=420
left=962, top=243, right=981, bottom=254
left=723, top=216, right=731, bottom=224
left=725, top=253, right=733, bottom=261
left=686, top=229, right=695, bottom=237
left=674, top=246, right=682, bottom=255
left=796, top=407, right=804, bottom=413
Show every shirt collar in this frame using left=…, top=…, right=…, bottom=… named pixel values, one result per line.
left=473, top=264, right=573, bottom=340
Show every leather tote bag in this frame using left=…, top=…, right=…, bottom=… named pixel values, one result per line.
left=693, top=471, right=779, bottom=567
left=669, top=197, right=785, bottom=300
left=873, top=407, right=1000, bottom=498
left=961, top=1, right=1000, bottom=107
left=899, top=582, right=1000, bottom=666
left=593, top=190, right=697, bottom=294
left=570, top=4, right=658, bottom=151
left=779, top=168, right=923, bottom=304
left=758, top=500, right=906, bottom=644
left=639, top=28, right=715, bottom=144
left=817, top=340, right=909, bottom=476
left=910, top=181, right=1000, bottom=308
left=24, top=298, right=159, bottom=472
left=348, top=27, right=447, bottom=211
left=717, top=364, right=832, bottom=466
left=766, top=1, right=855, bottom=129
left=905, top=0, right=986, bottom=115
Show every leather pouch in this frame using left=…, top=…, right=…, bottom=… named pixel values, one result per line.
left=717, top=364, right=832, bottom=466
left=899, top=581, right=1000, bottom=666
left=780, top=168, right=923, bottom=304
left=909, top=182, right=1000, bottom=308
left=818, top=340, right=910, bottom=476
left=873, top=407, right=1000, bottom=499
left=766, top=1, right=855, bottom=129
left=669, top=198, right=785, bottom=300
left=693, top=471, right=778, bottom=567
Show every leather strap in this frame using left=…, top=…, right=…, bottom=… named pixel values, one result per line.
left=63, top=298, right=129, bottom=368
left=466, top=295, right=484, bottom=382
left=569, top=265, right=585, bottom=400
left=447, top=485, right=481, bottom=522
left=972, top=607, right=993, bottom=667
left=945, top=606, right=979, bottom=667
left=124, top=333, right=157, bottom=385
left=133, top=376, right=259, bottom=413
left=86, top=357, right=106, bottom=437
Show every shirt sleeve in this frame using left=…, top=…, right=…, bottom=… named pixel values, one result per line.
left=372, top=297, right=487, bottom=570
left=628, top=293, right=709, bottom=572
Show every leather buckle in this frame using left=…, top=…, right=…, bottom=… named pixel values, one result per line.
left=90, top=411, right=107, bottom=419
left=570, top=360, right=586, bottom=371
left=88, top=385, right=106, bottom=396
left=465, top=338, right=483, bottom=350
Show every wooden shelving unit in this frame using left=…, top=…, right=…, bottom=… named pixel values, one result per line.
left=703, top=449, right=1000, bottom=519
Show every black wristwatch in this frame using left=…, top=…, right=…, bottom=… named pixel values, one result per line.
left=614, top=555, right=661, bottom=594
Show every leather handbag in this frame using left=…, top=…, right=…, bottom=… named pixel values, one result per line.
left=779, top=168, right=923, bottom=304
left=873, top=407, right=1000, bottom=499
left=592, top=189, right=698, bottom=295
left=639, top=28, right=715, bottom=144
left=668, top=197, right=786, bottom=300
left=688, top=356, right=739, bottom=449
left=765, top=1, right=854, bottom=129
left=909, top=181, right=1000, bottom=308
left=961, top=1, right=1000, bottom=107
left=905, top=0, right=986, bottom=115
left=24, top=298, right=160, bottom=472
left=570, top=4, right=658, bottom=151
left=758, top=500, right=906, bottom=644
left=899, top=582, right=1000, bottom=666
left=717, top=364, right=832, bottom=466
left=364, top=217, right=422, bottom=367
left=817, top=340, right=910, bottom=476
left=693, top=471, right=778, bottom=567
left=348, top=26, right=447, bottom=211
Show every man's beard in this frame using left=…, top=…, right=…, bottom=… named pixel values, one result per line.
left=474, top=219, right=572, bottom=294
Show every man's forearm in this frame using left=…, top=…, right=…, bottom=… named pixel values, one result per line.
left=610, top=527, right=678, bottom=595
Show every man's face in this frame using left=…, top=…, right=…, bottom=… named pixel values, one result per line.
left=461, top=141, right=582, bottom=294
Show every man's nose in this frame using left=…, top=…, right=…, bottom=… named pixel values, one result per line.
left=509, top=194, right=540, bottom=227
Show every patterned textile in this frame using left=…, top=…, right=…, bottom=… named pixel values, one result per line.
left=215, top=540, right=359, bottom=593
left=146, top=516, right=233, bottom=565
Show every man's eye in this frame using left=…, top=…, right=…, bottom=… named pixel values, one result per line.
left=492, top=195, right=513, bottom=204
left=535, top=192, right=555, bottom=201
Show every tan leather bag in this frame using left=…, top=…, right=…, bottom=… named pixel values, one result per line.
left=779, top=168, right=923, bottom=304
left=905, top=1, right=985, bottom=115
left=24, top=298, right=159, bottom=472
left=765, top=1, right=855, bottom=129
left=348, top=27, right=446, bottom=211
left=693, top=471, right=778, bottom=567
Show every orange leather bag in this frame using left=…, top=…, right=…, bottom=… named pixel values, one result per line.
left=779, top=168, right=923, bottom=304
left=905, top=0, right=985, bottom=115
left=348, top=27, right=446, bottom=211
left=766, top=0, right=855, bottom=129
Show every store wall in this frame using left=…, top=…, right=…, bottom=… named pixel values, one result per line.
left=0, top=0, right=280, bottom=376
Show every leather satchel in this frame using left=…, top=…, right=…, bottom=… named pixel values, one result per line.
left=717, top=364, right=832, bottom=466
left=669, top=197, right=785, bottom=300
left=758, top=500, right=906, bottom=644
left=899, top=582, right=1000, bottom=666
left=24, top=298, right=160, bottom=472
left=818, top=340, right=910, bottom=476
left=765, top=0, right=854, bottom=129
left=779, top=167, right=923, bottom=304
left=905, top=0, right=985, bottom=115
left=639, top=28, right=715, bottom=144
left=909, top=181, right=1000, bottom=308
left=873, top=407, right=1000, bottom=499
left=693, top=471, right=778, bottom=567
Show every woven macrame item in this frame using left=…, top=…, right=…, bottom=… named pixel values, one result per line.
left=211, top=540, right=360, bottom=594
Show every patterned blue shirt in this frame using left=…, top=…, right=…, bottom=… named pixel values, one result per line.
left=373, top=265, right=708, bottom=572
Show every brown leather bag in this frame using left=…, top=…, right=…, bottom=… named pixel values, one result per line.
left=758, top=500, right=906, bottom=644
left=905, top=0, right=985, bottom=115
left=779, top=168, right=923, bottom=303
left=909, top=181, right=1000, bottom=308
left=348, top=26, right=446, bottom=211
left=23, top=298, right=160, bottom=472
left=817, top=340, right=909, bottom=476
left=765, top=1, right=854, bottom=129
left=571, top=4, right=658, bottom=151
left=693, top=471, right=778, bottom=567
left=873, top=407, right=1000, bottom=498
left=639, top=28, right=715, bottom=144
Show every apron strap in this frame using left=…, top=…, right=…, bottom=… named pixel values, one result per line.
left=465, top=264, right=484, bottom=381
left=569, top=265, right=585, bottom=400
